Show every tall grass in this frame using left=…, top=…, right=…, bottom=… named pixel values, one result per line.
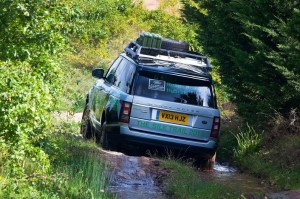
left=0, top=122, right=114, bottom=198
left=231, top=110, right=300, bottom=190
left=48, top=147, right=111, bottom=198
left=233, top=124, right=263, bottom=163
left=162, top=159, right=239, bottom=198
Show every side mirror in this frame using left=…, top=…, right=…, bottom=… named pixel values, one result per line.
left=92, top=68, right=104, bottom=79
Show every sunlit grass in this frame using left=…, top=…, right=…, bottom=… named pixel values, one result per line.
left=56, top=66, right=95, bottom=112
left=161, top=159, right=239, bottom=198
left=0, top=121, right=114, bottom=199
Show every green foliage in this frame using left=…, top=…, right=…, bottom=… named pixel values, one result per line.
left=237, top=153, right=300, bottom=190
left=183, top=0, right=300, bottom=123
left=0, top=0, right=202, bottom=196
left=216, top=130, right=237, bottom=163
left=0, top=131, right=113, bottom=198
left=162, top=159, right=239, bottom=198
left=233, top=124, right=263, bottom=163
left=55, top=67, right=94, bottom=112
left=0, top=0, right=65, bottom=177
left=63, top=0, right=200, bottom=68
left=63, top=0, right=144, bottom=67
left=145, top=10, right=200, bottom=51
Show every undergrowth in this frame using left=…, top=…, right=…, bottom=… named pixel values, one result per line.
left=0, top=121, right=113, bottom=198
left=233, top=124, right=263, bottom=163
left=231, top=109, right=300, bottom=190
left=162, top=159, right=239, bottom=199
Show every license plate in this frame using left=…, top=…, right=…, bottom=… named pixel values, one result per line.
left=159, top=110, right=189, bottom=125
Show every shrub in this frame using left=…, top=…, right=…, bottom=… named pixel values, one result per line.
left=0, top=0, right=65, bottom=177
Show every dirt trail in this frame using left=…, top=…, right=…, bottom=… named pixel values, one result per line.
left=142, top=0, right=161, bottom=10
left=62, top=113, right=299, bottom=199
left=54, top=111, right=82, bottom=122
left=101, top=150, right=168, bottom=199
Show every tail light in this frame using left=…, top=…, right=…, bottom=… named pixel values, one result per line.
left=119, top=101, right=132, bottom=123
left=210, top=117, right=220, bottom=138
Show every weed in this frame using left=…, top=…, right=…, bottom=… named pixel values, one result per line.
left=230, top=110, right=300, bottom=190
left=162, top=159, right=239, bottom=198
left=233, top=124, right=263, bottom=163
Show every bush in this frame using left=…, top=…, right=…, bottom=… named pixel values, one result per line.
left=0, top=0, right=65, bottom=177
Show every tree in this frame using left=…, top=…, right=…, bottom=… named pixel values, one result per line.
left=183, top=0, right=300, bottom=123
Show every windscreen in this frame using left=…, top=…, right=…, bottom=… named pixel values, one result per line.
left=134, top=71, right=215, bottom=108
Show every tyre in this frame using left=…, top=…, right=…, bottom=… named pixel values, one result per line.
left=194, top=153, right=216, bottom=171
left=100, top=122, right=118, bottom=151
left=161, top=38, right=189, bottom=52
left=205, top=152, right=216, bottom=171
left=100, top=122, right=110, bottom=150
left=80, top=104, right=93, bottom=139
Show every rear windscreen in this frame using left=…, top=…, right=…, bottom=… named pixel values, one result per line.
left=134, top=71, right=215, bottom=108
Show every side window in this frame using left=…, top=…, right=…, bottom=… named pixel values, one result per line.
left=113, top=59, right=136, bottom=93
left=105, top=57, right=122, bottom=84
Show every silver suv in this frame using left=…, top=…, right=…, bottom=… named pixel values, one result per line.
left=81, top=41, right=220, bottom=168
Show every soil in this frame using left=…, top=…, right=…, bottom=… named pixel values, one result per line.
left=142, top=0, right=161, bottom=10
left=54, top=111, right=82, bottom=123
left=100, top=150, right=170, bottom=199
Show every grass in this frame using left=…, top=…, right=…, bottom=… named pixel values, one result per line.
left=0, top=121, right=114, bottom=199
left=161, top=159, right=240, bottom=199
left=218, top=108, right=300, bottom=191
left=237, top=135, right=300, bottom=191
left=56, top=66, right=96, bottom=113
left=216, top=128, right=237, bottom=163
left=233, top=124, right=263, bottom=163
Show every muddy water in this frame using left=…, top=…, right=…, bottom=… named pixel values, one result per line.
left=104, top=151, right=165, bottom=199
left=104, top=149, right=268, bottom=198
left=200, top=162, right=270, bottom=194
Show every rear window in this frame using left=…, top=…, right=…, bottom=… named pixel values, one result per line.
left=134, top=71, right=215, bottom=108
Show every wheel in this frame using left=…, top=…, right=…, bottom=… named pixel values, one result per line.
left=100, top=122, right=117, bottom=151
left=161, top=38, right=189, bottom=52
left=80, top=104, right=93, bottom=139
left=100, top=122, right=109, bottom=149
left=205, top=153, right=216, bottom=171
left=194, top=152, right=216, bottom=171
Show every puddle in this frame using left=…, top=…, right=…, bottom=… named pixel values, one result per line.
left=199, top=162, right=270, bottom=193
left=105, top=153, right=165, bottom=199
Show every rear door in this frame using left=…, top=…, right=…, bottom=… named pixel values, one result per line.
left=129, top=70, right=220, bottom=142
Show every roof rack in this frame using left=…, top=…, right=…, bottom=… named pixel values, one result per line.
left=124, top=42, right=212, bottom=71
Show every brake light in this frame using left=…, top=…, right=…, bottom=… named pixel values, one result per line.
left=210, top=117, right=220, bottom=138
left=120, top=101, right=132, bottom=123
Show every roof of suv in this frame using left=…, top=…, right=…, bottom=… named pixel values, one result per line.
left=123, top=42, right=213, bottom=81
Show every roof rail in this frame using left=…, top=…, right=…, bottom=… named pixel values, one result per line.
left=124, top=42, right=211, bottom=70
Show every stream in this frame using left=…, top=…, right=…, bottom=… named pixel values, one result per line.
left=103, top=150, right=269, bottom=199
left=203, top=162, right=269, bottom=193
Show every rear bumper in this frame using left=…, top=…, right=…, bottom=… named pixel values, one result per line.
left=106, top=124, right=217, bottom=158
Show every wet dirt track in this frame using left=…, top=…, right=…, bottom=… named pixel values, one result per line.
left=60, top=112, right=298, bottom=199
left=101, top=149, right=274, bottom=199
left=102, top=150, right=167, bottom=199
